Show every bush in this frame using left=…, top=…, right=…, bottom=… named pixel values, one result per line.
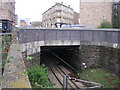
left=27, top=64, right=53, bottom=88
left=112, top=21, right=120, bottom=28
left=99, top=20, right=112, bottom=28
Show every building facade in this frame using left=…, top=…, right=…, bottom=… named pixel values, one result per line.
left=0, top=0, right=16, bottom=31
left=0, top=0, right=16, bottom=22
left=42, top=3, right=74, bottom=28
left=74, top=12, right=79, bottom=24
left=79, top=0, right=113, bottom=27
left=15, top=14, right=18, bottom=25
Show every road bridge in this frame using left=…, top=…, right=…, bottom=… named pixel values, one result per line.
left=18, top=28, right=120, bottom=77
left=18, top=28, right=120, bottom=55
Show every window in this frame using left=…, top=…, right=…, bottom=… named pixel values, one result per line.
left=57, top=12, right=60, bottom=16
left=56, top=18, right=60, bottom=22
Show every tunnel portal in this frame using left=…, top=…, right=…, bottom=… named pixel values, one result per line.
left=40, top=45, right=81, bottom=73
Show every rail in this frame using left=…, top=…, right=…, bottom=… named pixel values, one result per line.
left=49, top=50, right=103, bottom=89
left=49, top=50, right=78, bottom=73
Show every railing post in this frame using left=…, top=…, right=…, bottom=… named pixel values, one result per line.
left=63, top=75, right=68, bottom=90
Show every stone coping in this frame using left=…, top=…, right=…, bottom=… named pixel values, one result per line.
left=19, top=28, right=120, bottom=31
left=20, top=40, right=120, bottom=49
left=2, top=39, right=31, bottom=88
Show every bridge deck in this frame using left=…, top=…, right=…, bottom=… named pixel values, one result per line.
left=19, top=29, right=120, bottom=44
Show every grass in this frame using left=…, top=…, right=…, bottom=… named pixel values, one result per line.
left=27, top=64, right=54, bottom=88
left=79, top=68, right=120, bottom=88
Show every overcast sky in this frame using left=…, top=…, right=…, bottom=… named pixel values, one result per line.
left=15, top=0, right=80, bottom=22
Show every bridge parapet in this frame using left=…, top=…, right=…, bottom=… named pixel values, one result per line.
left=19, top=28, right=120, bottom=44
left=18, top=28, right=120, bottom=55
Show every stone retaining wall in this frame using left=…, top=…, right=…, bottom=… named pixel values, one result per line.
left=77, top=45, right=120, bottom=77
left=2, top=29, right=31, bottom=88
left=2, top=40, right=31, bottom=88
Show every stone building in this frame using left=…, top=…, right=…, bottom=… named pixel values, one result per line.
left=42, top=3, right=74, bottom=28
left=0, top=0, right=16, bottom=22
left=79, top=0, right=113, bottom=27
left=0, top=0, right=16, bottom=31
left=15, top=14, right=18, bottom=25
left=74, top=12, right=79, bottom=24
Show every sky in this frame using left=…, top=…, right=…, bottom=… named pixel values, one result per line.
left=15, top=0, right=80, bottom=22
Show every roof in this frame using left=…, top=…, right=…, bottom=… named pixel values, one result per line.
left=42, top=2, right=74, bottom=15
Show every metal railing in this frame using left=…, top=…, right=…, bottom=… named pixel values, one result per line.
left=63, top=75, right=102, bottom=89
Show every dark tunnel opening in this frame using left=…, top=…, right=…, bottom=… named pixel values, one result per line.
left=40, top=45, right=81, bottom=74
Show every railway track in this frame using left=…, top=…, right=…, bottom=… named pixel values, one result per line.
left=41, top=50, right=85, bottom=88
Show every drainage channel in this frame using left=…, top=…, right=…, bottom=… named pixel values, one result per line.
left=40, top=49, right=85, bottom=88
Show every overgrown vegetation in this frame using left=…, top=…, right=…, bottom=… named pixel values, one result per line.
left=2, top=35, right=12, bottom=74
left=98, top=20, right=112, bottom=28
left=112, top=3, right=120, bottom=28
left=112, top=21, right=120, bottom=28
left=27, top=64, right=54, bottom=88
left=80, top=68, right=120, bottom=88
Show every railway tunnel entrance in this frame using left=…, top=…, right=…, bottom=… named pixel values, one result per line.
left=40, top=45, right=85, bottom=88
left=40, top=45, right=81, bottom=73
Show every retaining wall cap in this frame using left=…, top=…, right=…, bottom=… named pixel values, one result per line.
left=2, top=36, right=31, bottom=88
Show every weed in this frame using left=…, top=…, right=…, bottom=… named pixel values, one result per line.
left=80, top=68, right=120, bottom=88
left=26, top=56, right=33, bottom=60
left=27, top=64, right=54, bottom=88
left=8, top=56, right=14, bottom=59
left=2, top=60, right=6, bottom=67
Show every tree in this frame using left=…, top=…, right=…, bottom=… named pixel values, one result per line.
left=112, top=3, right=120, bottom=28
left=31, top=21, right=42, bottom=27
left=98, top=20, right=112, bottom=28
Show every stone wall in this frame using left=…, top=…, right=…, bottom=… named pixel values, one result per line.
left=99, top=46, right=119, bottom=76
left=77, top=45, right=120, bottom=77
left=2, top=30, right=31, bottom=88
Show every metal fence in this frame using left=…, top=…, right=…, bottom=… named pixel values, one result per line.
left=63, top=75, right=102, bottom=89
